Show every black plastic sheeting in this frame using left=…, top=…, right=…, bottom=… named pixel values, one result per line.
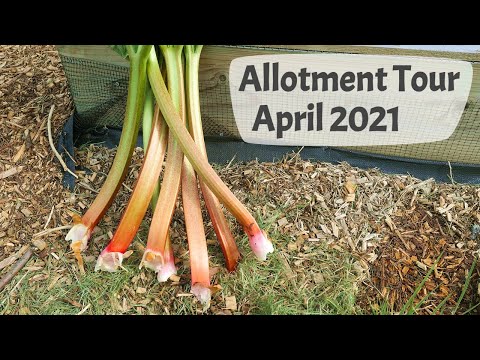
left=205, top=140, right=480, bottom=185
left=58, top=116, right=480, bottom=189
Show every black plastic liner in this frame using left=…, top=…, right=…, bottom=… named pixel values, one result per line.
left=58, top=118, right=480, bottom=189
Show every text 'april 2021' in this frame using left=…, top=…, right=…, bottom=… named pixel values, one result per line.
left=252, top=103, right=399, bottom=139
left=229, top=54, right=473, bottom=147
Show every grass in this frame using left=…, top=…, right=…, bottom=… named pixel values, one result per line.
left=215, top=238, right=361, bottom=315
left=208, top=205, right=363, bottom=314
left=0, top=253, right=200, bottom=315
left=0, top=215, right=364, bottom=315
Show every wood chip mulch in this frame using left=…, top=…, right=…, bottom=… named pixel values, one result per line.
left=0, top=45, right=73, bottom=264
left=219, top=157, right=480, bottom=314
left=359, top=179, right=480, bottom=314
left=1, top=45, right=479, bottom=314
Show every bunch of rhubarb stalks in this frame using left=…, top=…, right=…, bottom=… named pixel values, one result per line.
left=65, top=45, right=274, bottom=307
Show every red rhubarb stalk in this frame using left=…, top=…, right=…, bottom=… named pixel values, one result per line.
left=142, top=45, right=185, bottom=281
left=95, top=102, right=168, bottom=272
left=185, top=45, right=241, bottom=271
left=147, top=49, right=274, bottom=261
left=66, top=45, right=152, bottom=257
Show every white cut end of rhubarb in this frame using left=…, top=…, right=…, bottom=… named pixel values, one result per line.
left=248, top=230, right=274, bottom=261
left=191, top=283, right=211, bottom=308
left=142, top=249, right=177, bottom=283
left=95, top=252, right=124, bottom=272
left=156, top=261, right=177, bottom=283
left=65, top=223, right=90, bottom=252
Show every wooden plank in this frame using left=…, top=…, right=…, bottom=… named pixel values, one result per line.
left=254, top=45, right=480, bottom=62
left=56, top=45, right=480, bottom=100
left=199, top=45, right=480, bottom=100
left=369, top=45, right=480, bottom=54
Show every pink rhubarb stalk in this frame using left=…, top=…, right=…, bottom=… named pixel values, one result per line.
left=95, top=103, right=168, bottom=272
left=181, top=48, right=211, bottom=306
left=143, top=233, right=176, bottom=282
left=182, top=157, right=212, bottom=306
left=142, top=45, right=185, bottom=281
left=185, top=45, right=240, bottom=271
left=147, top=48, right=274, bottom=261
left=65, top=45, right=152, bottom=259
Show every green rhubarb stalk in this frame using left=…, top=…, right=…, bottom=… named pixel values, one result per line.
left=142, top=45, right=185, bottom=281
left=142, top=82, right=155, bottom=151
left=147, top=49, right=274, bottom=261
left=142, top=81, right=161, bottom=209
left=66, top=45, right=152, bottom=257
left=185, top=45, right=241, bottom=271
left=95, top=103, right=168, bottom=272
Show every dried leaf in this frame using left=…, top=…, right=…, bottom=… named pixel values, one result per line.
left=416, top=261, right=427, bottom=271
left=385, top=215, right=396, bottom=231
left=32, top=239, right=47, bottom=251
left=210, top=284, right=223, bottom=295
left=0, top=166, right=23, bottom=179
left=287, top=242, right=298, bottom=251
left=12, top=144, right=25, bottom=163
left=123, top=250, right=134, bottom=259
left=169, top=274, right=181, bottom=282
left=21, top=208, right=32, bottom=217
left=331, top=221, right=339, bottom=238
left=345, top=193, right=356, bottom=202
left=320, top=224, right=332, bottom=235
left=225, top=296, right=237, bottom=311
left=313, top=272, right=325, bottom=284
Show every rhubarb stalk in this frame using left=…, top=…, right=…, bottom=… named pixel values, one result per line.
left=182, top=156, right=212, bottom=306
left=142, top=45, right=185, bottom=281
left=142, top=81, right=161, bottom=209
left=142, top=82, right=155, bottom=151
left=147, top=49, right=274, bottom=261
left=66, top=45, right=152, bottom=257
left=95, top=103, right=168, bottom=272
left=185, top=45, right=241, bottom=271
left=180, top=48, right=211, bottom=306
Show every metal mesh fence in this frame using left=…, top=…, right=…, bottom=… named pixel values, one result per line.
left=60, top=56, right=129, bottom=131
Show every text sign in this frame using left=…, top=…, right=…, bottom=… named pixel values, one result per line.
left=229, top=54, right=472, bottom=146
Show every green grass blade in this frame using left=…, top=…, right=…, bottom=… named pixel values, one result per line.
left=432, top=293, right=452, bottom=315
left=451, top=256, right=477, bottom=315
left=408, top=283, right=442, bottom=314
left=399, top=252, right=443, bottom=314
left=460, top=301, right=480, bottom=315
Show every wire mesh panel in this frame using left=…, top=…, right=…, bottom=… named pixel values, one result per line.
left=59, top=55, right=129, bottom=131
left=349, top=99, right=480, bottom=164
